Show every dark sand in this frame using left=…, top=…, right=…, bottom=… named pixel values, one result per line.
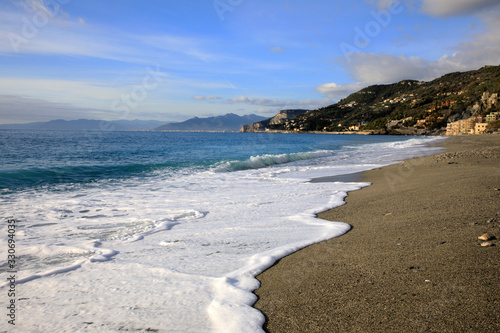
left=254, top=135, right=500, bottom=333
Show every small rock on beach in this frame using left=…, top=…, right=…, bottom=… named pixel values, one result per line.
left=478, top=233, right=494, bottom=241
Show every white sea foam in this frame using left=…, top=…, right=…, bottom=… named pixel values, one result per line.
left=215, top=150, right=335, bottom=172
left=0, top=136, right=446, bottom=332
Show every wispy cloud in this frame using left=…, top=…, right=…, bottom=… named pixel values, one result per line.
left=137, top=34, right=217, bottom=63
left=0, top=78, right=123, bottom=103
left=342, top=53, right=433, bottom=83
left=16, top=0, right=69, bottom=19
left=342, top=7, right=500, bottom=83
left=0, top=11, right=139, bottom=63
left=315, top=82, right=369, bottom=99
left=226, top=96, right=331, bottom=109
left=0, top=9, right=217, bottom=68
left=321, top=0, right=500, bottom=100
left=270, top=46, right=285, bottom=53
left=192, top=96, right=222, bottom=100
left=419, top=0, right=500, bottom=16
left=0, top=94, right=107, bottom=123
left=1, top=0, right=498, bottom=124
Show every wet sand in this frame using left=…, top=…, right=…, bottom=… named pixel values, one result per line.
left=254, top=135, right=500, bottom=332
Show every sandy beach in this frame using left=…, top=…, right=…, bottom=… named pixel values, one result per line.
left=254, top=135, right=500, bottom=332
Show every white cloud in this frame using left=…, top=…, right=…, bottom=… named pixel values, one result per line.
left=324, top=1, right=500, bottom=100
left=270, top=46, right=285, bottom=53
left=0, top=10, right=135, bottom=61
left=192, top=96, right=222, bottom=100
left=0, top=75, right=166, bottom=119
left=324, top=38, right=500, bottom=100
left=256, top=108, right=281, bottom=115
left=343, top=2, right=500, bottom=83
left=17, top=0, right=69, bottom=19
left=420, top=0, right=500, bottom=16
left=0, top=8, right=216, bottom=67
left=226, top=96, right=331, bottom=110
left=0, top=95, right=106, bottom=123
left=371, top=0, right=500, bottom=15
left=315, top=82, right=369, bottom=99
left=338, top=48, right=499, bottom=85
left=138, top=35, right=216, bottom=63
left=373, top=0, right=401, bottom=10
left=0, top=94, right=192, bottom=124
left=0, top=78, right=123, bottom=103
left=343, top=53, right=434, bottom=83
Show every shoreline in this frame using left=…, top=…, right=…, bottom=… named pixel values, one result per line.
left=254, top=135, right=500, bottom=332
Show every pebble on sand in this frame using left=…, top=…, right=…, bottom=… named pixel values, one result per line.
left=478, top=233, right=493, bottom=241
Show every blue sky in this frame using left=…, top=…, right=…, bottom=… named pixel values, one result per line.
left=0, top=0, right=500, bottom=124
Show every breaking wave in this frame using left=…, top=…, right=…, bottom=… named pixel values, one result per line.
left=215, top=150, right=334, bottom=171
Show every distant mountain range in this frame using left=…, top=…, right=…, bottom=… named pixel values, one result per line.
left=0, top=119, right=166, bottom=131
left=155, top=113, right=266, bottom=131
left=0, top=113, right=267, bottom=132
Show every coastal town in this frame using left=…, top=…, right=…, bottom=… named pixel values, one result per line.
left=446, top=110, right=499, bottom=135
left=445, top=92, right=499, bottom=135
left=242, top=93, right=500, bottom=136
left=241, top=66, right=500, bottom=136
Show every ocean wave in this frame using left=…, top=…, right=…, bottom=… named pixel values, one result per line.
left=214, top=150, right=335, bottom=172
left=383, top=136, right=447, bottom=148
left=344, top=136, right=447, bottom=151
left=0, top=163, right=178, bottom=190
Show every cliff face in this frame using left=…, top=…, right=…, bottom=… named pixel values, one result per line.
left=240, top=109, right=308, bottom=132
left=239, top=120, right=270, bottom=132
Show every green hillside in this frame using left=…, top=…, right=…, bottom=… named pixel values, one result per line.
left=269, top=65, right=500, bottom=134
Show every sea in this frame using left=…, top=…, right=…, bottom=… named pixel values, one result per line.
left=0, top=129, right=446, bottom=332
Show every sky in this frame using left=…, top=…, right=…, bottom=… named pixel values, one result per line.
left=0, top=0, right=500, bottom=124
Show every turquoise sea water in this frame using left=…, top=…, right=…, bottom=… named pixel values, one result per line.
left=0, top=129, right=445, bottom=332
left=0, top=129, right=416, bottom=191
